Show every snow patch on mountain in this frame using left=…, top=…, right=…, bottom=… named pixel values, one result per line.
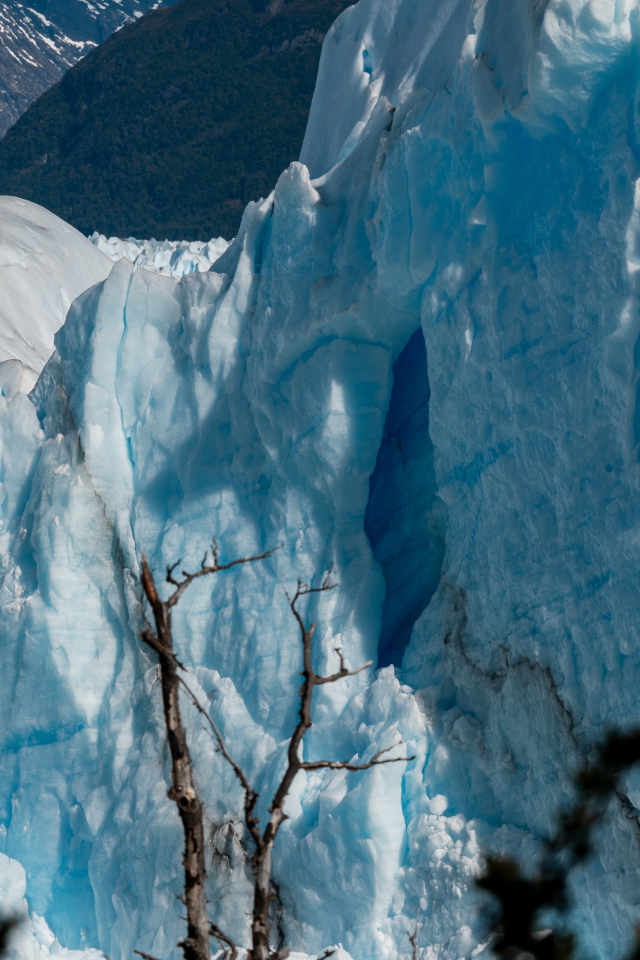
left=0, top=0, right=181, bottom=137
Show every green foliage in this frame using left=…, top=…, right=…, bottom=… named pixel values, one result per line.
left=0, top=0, right=352, bottom=240
left=479, top=730, right=640, bottom=960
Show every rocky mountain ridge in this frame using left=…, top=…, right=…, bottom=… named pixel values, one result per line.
left=0, top=0, right=180, bottom=138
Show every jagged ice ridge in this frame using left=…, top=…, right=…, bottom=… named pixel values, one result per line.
left=0, top=206, right=228, bottom=406
left=88, top=233, right=230, bottom=278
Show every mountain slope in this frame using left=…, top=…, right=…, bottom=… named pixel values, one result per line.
left=0, top=0, right=181, bottom=138
left=0, top=0, right=353, bottom=240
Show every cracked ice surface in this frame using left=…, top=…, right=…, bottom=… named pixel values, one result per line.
left=4, top=0, right=640, bottom=958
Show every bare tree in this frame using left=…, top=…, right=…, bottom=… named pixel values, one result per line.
left=407, top=918, right=418, bottom=960
left=139, top=543, right=273, bottom=960
left=139, top=545, right=415, bottom=960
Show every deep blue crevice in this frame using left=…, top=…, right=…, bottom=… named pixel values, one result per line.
left=364, top=328, right=444, bottom=669
left=633, top=331, right=640, bottom=456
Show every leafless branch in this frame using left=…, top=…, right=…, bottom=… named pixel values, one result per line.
left=178, top=675, right=262, bottom=852
left=134, top=950, right=163, bottom=960
left=164, top=539, right=278, bottom=608
left=139, top=543, right=274, bottom=960
left=408, top=927, right=418, bottom=960
left=312, top=646, right=373, bottom=686
left=142, top=549, right=414, bottom=960
left=300, top=742, right=415, bottom=771
left=238, top=572, right=414, bottom=960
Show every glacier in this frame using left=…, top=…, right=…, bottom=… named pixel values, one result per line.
left=0, top=202, right=230, bottom=408
left=3, top=0, right=640, bottom=958
left=88, top=234, right=230, bottom=279
left=0, top=198, right=112, bottom=396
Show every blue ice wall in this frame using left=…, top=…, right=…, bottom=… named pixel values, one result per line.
left=364, top=329, right=444, bottom=668
left=6, top=0, right=640, bottom=958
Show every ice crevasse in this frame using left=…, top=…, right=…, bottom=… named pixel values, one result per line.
left=3, top=0, right=640, bottom=957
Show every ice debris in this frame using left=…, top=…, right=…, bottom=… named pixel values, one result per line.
left=0, top=854, right=103, bottom=960
left=0, top=199, right=229, bottom=405
left=88, top=233, right=230, bottom=277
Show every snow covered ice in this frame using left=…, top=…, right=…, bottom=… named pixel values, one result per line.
left=5, top=0, right=640, bottom=958
left=0, top=198, right=112, bottom=396
left=0, top=202, right=229, bottom=409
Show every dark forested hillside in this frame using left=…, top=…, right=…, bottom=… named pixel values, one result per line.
left=0, top=0, right=353, bottom=240
left=0, top=0, right=181, bottom=138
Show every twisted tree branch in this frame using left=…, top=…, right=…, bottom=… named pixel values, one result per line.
left=141, top=549, right=414, bottom=960
left=140, top=543, right=275, bottom=960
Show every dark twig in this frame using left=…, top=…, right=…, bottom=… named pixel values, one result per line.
left=300, top=742, right=410, bottom=771
left=408, top=926, right=418, bottom=960
left=134, top=951, right=164, bottom=960
left=478, top=728, right=640, bottom=960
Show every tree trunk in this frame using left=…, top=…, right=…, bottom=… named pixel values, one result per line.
left=252, top=846, right=274, bottom=960
left=142, top=567, right=211, bottom=960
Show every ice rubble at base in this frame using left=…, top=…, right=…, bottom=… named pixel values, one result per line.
left=0, top=854, right=348, bottom=960
left=0, top=855, right=103, bottom=960
left=4, top=0, right=640, bottom=958
left=89, top=233, right=230, bottom=278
